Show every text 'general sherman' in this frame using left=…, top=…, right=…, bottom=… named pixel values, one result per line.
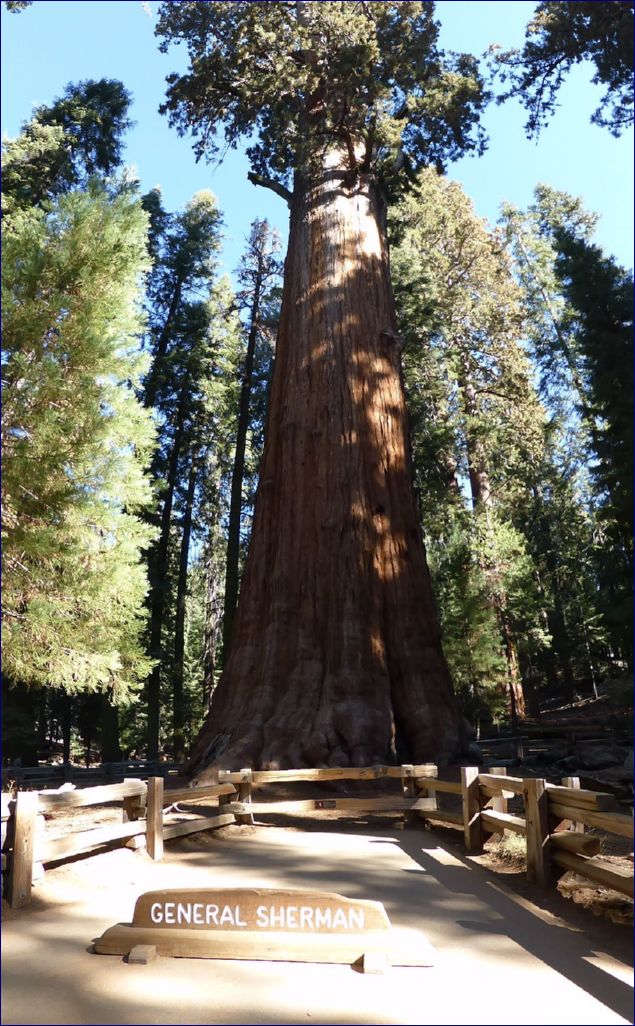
left=148, top=901, right=366, bottom=931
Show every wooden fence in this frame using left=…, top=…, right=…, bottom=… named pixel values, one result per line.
left=477, top=723, right=627, bottom=763
left=1, top=760, right=182, bottom=791
left=2, top=765, right=632, bottom=910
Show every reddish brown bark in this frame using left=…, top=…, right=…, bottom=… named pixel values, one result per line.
left=187, top=154, right=463, bottom=776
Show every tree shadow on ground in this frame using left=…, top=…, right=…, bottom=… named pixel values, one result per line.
left=395, top=827, right=634, bottom=1022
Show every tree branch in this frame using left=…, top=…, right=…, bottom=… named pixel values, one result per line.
left=247, top=172, right=292, bottom=206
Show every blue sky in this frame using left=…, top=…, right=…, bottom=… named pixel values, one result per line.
left=2, top=0, right=633, bottom=277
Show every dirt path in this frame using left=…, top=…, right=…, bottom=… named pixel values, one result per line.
left=2, top=820, right=633, bottom=1025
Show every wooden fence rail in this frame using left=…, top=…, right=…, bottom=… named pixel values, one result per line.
left=1, top=760, right=183, bottom=791
left=2, top=765, right=632, bottom=909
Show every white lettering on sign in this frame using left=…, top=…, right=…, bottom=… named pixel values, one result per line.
left=150, top=903, right=247, bottom=927
left=315, top=908, right=330, bottom=929
left=148, top=901, right=366, bottom=931
left=254, top=905, right=366, bottom=930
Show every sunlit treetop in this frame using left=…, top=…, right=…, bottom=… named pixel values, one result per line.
left=156, top=1, right=489, bottom=196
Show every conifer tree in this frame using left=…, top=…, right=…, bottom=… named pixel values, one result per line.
left=157, top=0, right=489, bottom=772
left=170, top=281, right=243, bottom=759
left=143, top=191, right=222, bottom=409
left=143, top=263, right=242, bottom=758
left=518, top=435, right=606, bottom=703
left=222, top=220, right=281, bottom=661
left=500, top=186, right=599, bottom=437
left=391, top=169, right=548, bottom=725
left=141, top=191, right=226, bottom=757
left=2, top=79, right=132, bottom=213
left=503, top=187, right=633, bottom=671
left=2, top=77, right=151, bottom=761
left=552, top=231, right=633, bottom=555
left=2, top=186, right=156, bottom=704
left=552, top=230, right=633, bottom=661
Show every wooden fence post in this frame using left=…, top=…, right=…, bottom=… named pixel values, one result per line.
left=146, top=777, right=163, bottom=861
left=122, top=778, right=145, bottom=823
left=32, top=813, right=46, bottom=881
left=461, top=767, right=482, bottom=851
left=237, top=769, right=254, bottom=825
left=401, top=764, right=416, bottom=827
left=562, top=776, right=584, bottom=833
left=487, top=766, right=508, bottom=815
left=1, top=794, right=12, bottom=895
left=217, top=771, right=235, bottom=821
left=414, top=764, right=438, bottom=825
left=8, top=791, right=38, bottom=909
left=524, top=776, right=550, bottom=885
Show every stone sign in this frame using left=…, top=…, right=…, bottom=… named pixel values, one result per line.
left=94, top=887, right=435, bottom=969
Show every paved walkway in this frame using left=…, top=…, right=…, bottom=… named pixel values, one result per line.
left=2, top=823, right=633, bottom=1025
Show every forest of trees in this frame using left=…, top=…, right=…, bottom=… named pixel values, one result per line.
left=2, top=1, right=633, bottom=771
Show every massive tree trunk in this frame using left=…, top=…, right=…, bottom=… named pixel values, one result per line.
left=188, top=154, right=463, bottom=776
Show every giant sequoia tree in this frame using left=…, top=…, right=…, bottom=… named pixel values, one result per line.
left=157, top=1, right=489, bottom=772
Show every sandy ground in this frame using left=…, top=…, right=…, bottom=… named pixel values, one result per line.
left=2, top=818, right=633, bottom=1026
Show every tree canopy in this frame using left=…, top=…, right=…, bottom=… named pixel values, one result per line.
left=553, top=229, right=634, bottom=554
left=2, top=186, right=156, bottom=698
left=156, top=1, right=489, bottom=193
left=491, top=1, right=634, bottom=137
left=2, top=72, right=155, bottom=716
left=2, top=79, right=133, bottom=212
